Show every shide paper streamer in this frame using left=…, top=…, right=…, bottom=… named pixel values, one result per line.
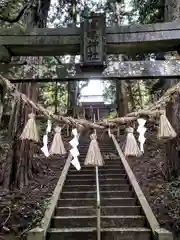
left=137, top=118, right=147, bottom=153
left=41, top=120, right=52, bottom=157
left=69, top=128, right=81, bottom=171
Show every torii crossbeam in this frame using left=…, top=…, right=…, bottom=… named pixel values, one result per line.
left=1, top=60, right=180, bottom=82
left=0, top=22, right=180, bottom=57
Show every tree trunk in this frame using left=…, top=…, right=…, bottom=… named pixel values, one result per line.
left=66, top=56, right=78, bottom=117
left=54, top=81, right=58, bottom=114
left=67, top=81, right=78, bottom=117
left=164, top=0, right=180, bottom=181
left=3, top=0, right=51, bottom=189
left=165, top=93, right=180, bottom=180
left=0, top=84, right=5, bottom=125
left=0, top=46, right=10, bottom=125
left=116, top=80, right=128, bottom=117
left=113, top=3, right=128, bottom=117
left=137, top=80, right=143, bottom=108
left=126, top=81, right=135, bottom=111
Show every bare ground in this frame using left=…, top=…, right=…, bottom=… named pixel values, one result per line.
left=0, top=129, right=70, bottom=240
left=0, top=154, right=67, bottom=240
left=121, top=132, right=180, bottom=239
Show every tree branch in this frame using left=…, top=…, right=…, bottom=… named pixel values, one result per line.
left=0, top=3, right=29, bottom=23
left=54, top=56, right=63, bottom=65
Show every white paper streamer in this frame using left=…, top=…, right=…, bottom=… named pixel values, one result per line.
left=70, top=147, right=80, bottom=157
left=46, top=120, right=52, bottom=133
left=69, top=137, right=79, bottom=148
left=72, top=128, right=78, bottom=136
left=69, top=128, right=81, bottom=171
left=41, top=135, right=49, bottom=157
left=41, top=120, right=52, bottom=157
left=137, top=118, right=147, bottom=153
left=71, top=157, right=81, bottom=171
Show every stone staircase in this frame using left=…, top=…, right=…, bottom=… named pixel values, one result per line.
left=47, top=139, right=152, bottom=240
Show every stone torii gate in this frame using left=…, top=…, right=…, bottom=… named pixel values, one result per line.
left=0, top=17, right=180, bottom=81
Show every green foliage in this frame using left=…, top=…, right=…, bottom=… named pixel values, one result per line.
left=39, top=82, right=68, bottom=114
left=103, top=111, right=117, bottom=120
left=103, top=0, right=165, bottom=112
left=37, top=57, right=69, bottom=114
left=103, top=81, right=116, bottom=104
left=133, top=0, right=165, bottom=23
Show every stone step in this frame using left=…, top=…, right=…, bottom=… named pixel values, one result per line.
left=80, top=143, right=114, bottom=145
left=79, top=154, right=117, bottom=158
left=100, top=228, right=151, bottom=240
left=99, top=168, right=125, bottom=172
left=78, top=146, right=115, bottom=149
left=61, top=191, right=96, bottom=199
left=99, top=164, right=124, bottom=168
left=101, top=198, right=137, bottom=206
left=79, top=148, right=116, bottom=151
left=57, top=198, right=137, bottom=207
left=58, top=198, right=96, bottom=207
left=79, top=152, right=117, bottom=155
left=100, top=178, right=128, bottom=184
left=103, top=162, right=122, bottom=166
left=65, top=178, right=128, bottom=185
left=55, top=205, right=142, bottom=216
left=100, top=184, right=131, bottom=191
left=51, top=215, right=145, bottom=228
left=71, top=165, right=124, bottom=172
left=101, top=206, right=142, bottom=216
left=67, top=174, right=127, bottom=180
left=70, top=160, right=122, bottom=165
left=77, top=161, right=122, bottom=167
left=100, top=191, right=133, bottom=198
left=78, top=157, right=120, bottom=160
left=79, top=151, right=117, bottom=155
left=90, top=143, right=115, bottom=145
left=99, top=174, right=127, bottom=180
left=47, top=227, right=151, bottom=240
left=61, top=190, right=132, bottom=199
left=78, top=158, right=120, bottom=163
left=51, top=215, right=96, bottom=228
left=68, top=168, right=125, bottom=174
left=63, top=184, right=130, bottom=191
left=47, top=227, right=97, bottom=240
left=101, top=215, right=146, bottom=228
left=55, top=206, right=96, bottom=216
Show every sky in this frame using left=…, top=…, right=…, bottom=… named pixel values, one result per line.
left=80, top=80, right=104, bottom=102
left=81, top=80, right=104, bottom=96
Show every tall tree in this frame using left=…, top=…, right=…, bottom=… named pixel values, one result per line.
left=110, top=1, right=129, bottom=117
left=164, top=0, right=180, bottom=180
left=3, top=0, right=51, bottom=189
left=116, top=80, right=128, bottom=116
left=134, top=0, right=180, bottom=180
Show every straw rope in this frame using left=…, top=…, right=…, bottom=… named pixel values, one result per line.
left=0, top=74, right=103, bottom=129
left=1, top=73, right=180, bottom=128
